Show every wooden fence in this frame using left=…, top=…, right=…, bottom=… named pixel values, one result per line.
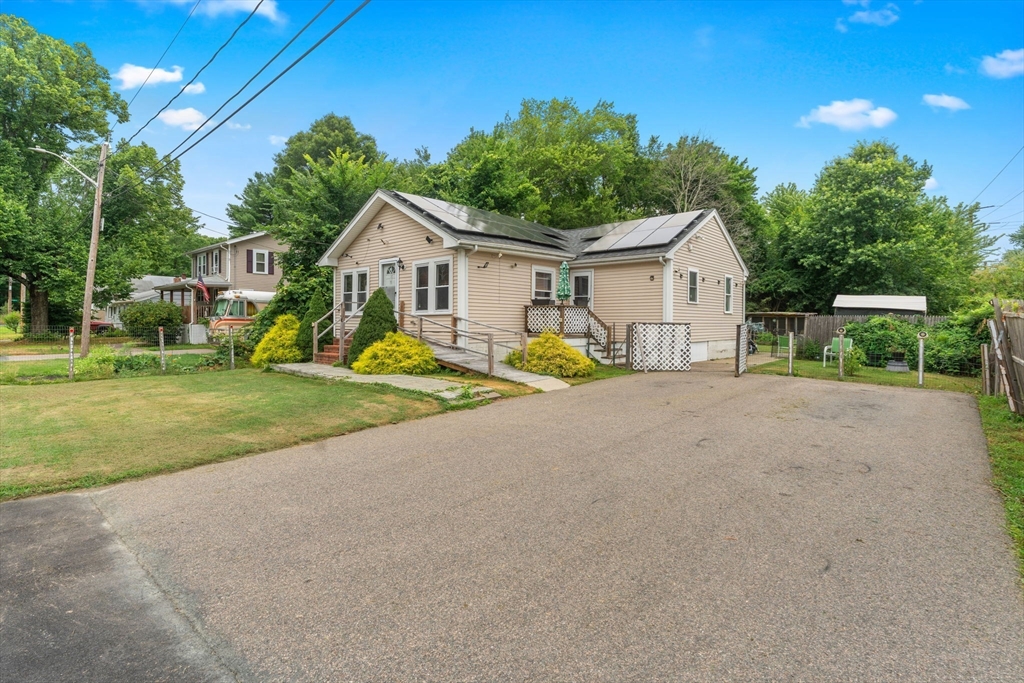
left=802, top=314, right=948, bottom=346
left=989, top=299, right=1024, bottom=415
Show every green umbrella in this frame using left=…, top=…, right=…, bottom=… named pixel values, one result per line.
left=557, top=261, right=571, bottom=302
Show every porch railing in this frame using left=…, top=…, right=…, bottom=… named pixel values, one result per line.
left=397, top=310, right=526, bottom=376
left=311, top=301, right=364, bottom=361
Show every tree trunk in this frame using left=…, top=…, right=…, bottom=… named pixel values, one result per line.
left=29, top=284, right=49, bottom=332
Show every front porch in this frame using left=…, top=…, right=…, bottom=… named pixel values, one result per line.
left=154, top=276, right=232, bottom=324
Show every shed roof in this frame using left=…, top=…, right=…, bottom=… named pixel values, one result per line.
left=832, top=295, right=927, bottom=312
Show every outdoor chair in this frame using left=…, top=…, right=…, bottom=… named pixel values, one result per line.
left=823, top=337, right=853, bottom=366
left=776, top=334, right=791, bottom=358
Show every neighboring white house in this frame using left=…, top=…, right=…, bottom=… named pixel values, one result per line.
left=833, top=295, right=928, bottom=317
left=105, top=275, right=192, bottom=325
left=318, top=190, right=749, bottom=363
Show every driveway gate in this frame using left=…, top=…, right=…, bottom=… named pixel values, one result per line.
left=628, top=322, right=691, bottom=371
left=735, top=324, right=748, bottom=376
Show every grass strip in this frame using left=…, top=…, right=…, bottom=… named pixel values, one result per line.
left=750, top=358, right=981, bottom=394
left=978, top=396, right=1024, bottom=575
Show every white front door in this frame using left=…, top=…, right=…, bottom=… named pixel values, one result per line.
left=380, top=261, right=399, bottom=308
left=571, top=270, right=593, bottom=308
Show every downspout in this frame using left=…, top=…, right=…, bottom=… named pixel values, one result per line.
left=659, top=256, right=673, bottom=323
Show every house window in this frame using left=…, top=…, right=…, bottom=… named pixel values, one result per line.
left=253, top=249, right=269, bottom=275
left=688, top=269, right=699, bottom=304
left=212, top=250, right=220, bottom=274
left=196, top=253, right=207, bottom=277
left=724, top=276, right=733, bottom=314
left=533, top=267, right=555, bottom=302
left=413, top=258, right=453, bottom=314
left=342, top=268, right=368, bottom=314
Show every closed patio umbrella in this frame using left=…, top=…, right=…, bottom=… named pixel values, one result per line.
left=557, top=261, right=571, bottom=303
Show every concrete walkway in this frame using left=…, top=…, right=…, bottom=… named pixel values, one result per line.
left=272, top=363, right=498, bottom=401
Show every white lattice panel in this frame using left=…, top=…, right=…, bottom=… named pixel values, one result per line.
left=588, top=312, right=608, bottom=347
left=630, top=323, right=692, bottom=371
left=527, top=306, right=561, bottom=333
left=563, top=307, right=589, bottom=335
left=737, top=325, right=748, bottom=375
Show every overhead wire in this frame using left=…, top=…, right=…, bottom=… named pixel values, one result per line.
left=969, top=145, right=1024, bottom=204
left=122, top=0, right=266, bottom=147
left=112, top=0, right=204, bottom=135
left=106, top=0, right=372, bottom=204
left=979, top=188, right=1024, bottom=220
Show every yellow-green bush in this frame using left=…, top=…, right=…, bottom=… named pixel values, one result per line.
left=250, top=314, right=302, bottom=368
left=75, top=345, right=116, bottom=378
left=351, top=331, right=438, bottom=375
left=505, top=331, right=595, bottom=377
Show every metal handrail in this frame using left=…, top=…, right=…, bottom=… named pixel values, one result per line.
left=452, top=315, right=522, bottom=337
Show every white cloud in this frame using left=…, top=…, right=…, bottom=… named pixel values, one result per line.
left=924, top=177, right=939, bottom=191
left=944, top=63, right=967, bottom=75
left=835, top=18, right=848, bottom=33
left=161, top=0, right=283, bottom=24
left=980, top=48, right=1024, bottom=79
left=922, top=93, right=970, bottom=111
left=849, top=4, right=900, bottom=27
left=797, top=99, right=898, bottom=131
left=181, top=82, right=205, bottom=95
left=268, top=135, right=287, bottom=146
left=114, top=63, right=183, bottom=90
left=157, top=107, right=208, bottom=131
left=227, top=122, right=251, bottom=131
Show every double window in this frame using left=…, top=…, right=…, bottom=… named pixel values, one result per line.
left=413, top=258, right=452, bottom=313
left=342, top=268, right=369, bottom=314
left=253, top=249, right=269, bottom=275
left=687, top=269, right=699, bottom=304
left=533, top=267, right=555, bottom=302
left=724, top=276, right=734, bottom=314
left=196, top=253, right=208, bottom=277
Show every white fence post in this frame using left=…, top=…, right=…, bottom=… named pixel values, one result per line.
left=837, top=327, right=846, bottom=379
left=229, top=326, right=235, bottom=370
left=158, top=326, right=166, bottom=372
left=917, top=331, right=927, bottom=387
left=788, top=331, right=794, bottom=376
left=68, top=327, right=75, bottom=381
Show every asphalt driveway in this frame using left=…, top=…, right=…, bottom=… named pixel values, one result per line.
left=2, top=370, right=1022, bottom=681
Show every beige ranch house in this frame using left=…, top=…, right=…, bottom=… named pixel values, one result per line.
left=317, top=190, right=748, bottom=364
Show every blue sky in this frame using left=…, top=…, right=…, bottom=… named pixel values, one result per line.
left=9, top=0, right=1024, bottom=252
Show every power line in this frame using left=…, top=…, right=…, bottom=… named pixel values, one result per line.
left=107, top=0, right=372, bottom=203
left=159, top=0, right=336, bottom=162
left=987, top=208, right=1024, bottom=224
left=112, top=0, right=204, bottom=134
left=122, top=0, right=266, bottom=147
left=979, top=188, right=1024, bottom=219
left=970, top=145, right=1024, bottom=204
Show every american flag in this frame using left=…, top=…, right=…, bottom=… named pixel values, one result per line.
left=196, top=274, right=210, bottom=302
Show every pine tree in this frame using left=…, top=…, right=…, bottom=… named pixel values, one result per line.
left=296, top=290, right=328, bottom=362
left=347, top=288, right=397, bottom=365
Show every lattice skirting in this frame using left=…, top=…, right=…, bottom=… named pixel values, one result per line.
left=629, top=323, right=692, bottom=371
left=737, top=324, right=748, bottom=375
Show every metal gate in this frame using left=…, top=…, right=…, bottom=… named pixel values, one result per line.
left=629, top=322, right=692, bottom=371
left=735, top=324, right=748, bottom=376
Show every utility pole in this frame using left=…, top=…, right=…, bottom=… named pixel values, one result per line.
left=80, top=141, right=108, bottom=357
left=29, top=142, right=108, bottom=357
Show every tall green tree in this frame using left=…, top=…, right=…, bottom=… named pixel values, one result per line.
left=792, top=141, right=993, bottom=314
left=746, top=183, right=808, bottom=310
left=0, top=14, right=129, bottom=328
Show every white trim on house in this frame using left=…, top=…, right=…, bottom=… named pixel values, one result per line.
left=378, top=258, right=400, bottom=309
left=687, top=268, right=699, bottom=304
left=569, top=268, right=594, bottom=309
left=412, top=256, right=453, bottom=314
left=531, top=264, right=557, bottom=302
left=186, top=231, right=273, bottom=256
left=341, top=267, right=369, bottom=314
left=457, top=248, right=469, bottom=343
left=724, top=275, right=734, bottom=314
left=661, top=257, right=673, bottom=322
left=666, top=210, right=749, bottom=277
left=253, top=249, right=269, bottom=275
left=211, top=250, right=220, bottom=274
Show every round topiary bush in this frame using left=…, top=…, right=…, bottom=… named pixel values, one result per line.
left=250, top=314, right=303, bottom=367
left=347, top=288, right=397, bottom=366
left=505, top=331, right=595, bottom=378
left=351, top=332, right=438, bottom=375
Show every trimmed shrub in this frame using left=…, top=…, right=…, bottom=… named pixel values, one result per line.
left=505, top=331, right=595, bottom=378
left=296, top=290, right=328, bottom=362
left=351, top=332, right=438, bottom=375
left=842, top=346, right=867, bottom=376
left=347, top=288, right=397, bottom=366
left=3, top=311, right=20, bottom=332
left=120, top=301, right=184, bottom=331
left=250, top=314, right=302, bottom=368
left=800, top=338, right=822, bottom=361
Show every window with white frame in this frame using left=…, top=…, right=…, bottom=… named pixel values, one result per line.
left=724, top=276, right=733, bottom=313
left=196, top=253, right=207, bottom=277
left=253, top=249, right=269, bottom=275
left=342, top=268, right=369, bottom=314
left=687, top=269, right=699, bottom=304
left=413, top=258, right=453, bottom=313
left=212, top=250, right=220, bottom=274
left=533, top=267, right=555, bottom=302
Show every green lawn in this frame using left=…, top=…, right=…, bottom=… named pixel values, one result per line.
left=562, top=362, right=634, bottom=386
left=750, top=358, right=981, bottom=394
left=0, top=369, right=444, bottom=500
left=1, top=352, right=210, bottom=385
left=978, top=396, right=1024, bottom=574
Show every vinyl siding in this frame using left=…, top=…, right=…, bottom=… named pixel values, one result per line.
left=466, top=251, right=563, bottom=331
left=333, top=204, right=458, bottom=332
left=229, top=234, right=286, bottom=291
left=590, top=261, right=664, bottom=328
left=671, top=215, right=745, bottom=342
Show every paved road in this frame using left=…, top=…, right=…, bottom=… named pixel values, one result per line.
left=2, top=371, right=1022, bottom=681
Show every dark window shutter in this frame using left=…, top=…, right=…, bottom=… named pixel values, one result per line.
left=268, top=252, right=274, bottom=275
left=246, top=249, right=253, bottom=274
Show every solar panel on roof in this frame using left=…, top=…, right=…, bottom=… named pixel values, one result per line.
left=582, top=210, right=705, bottom=253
